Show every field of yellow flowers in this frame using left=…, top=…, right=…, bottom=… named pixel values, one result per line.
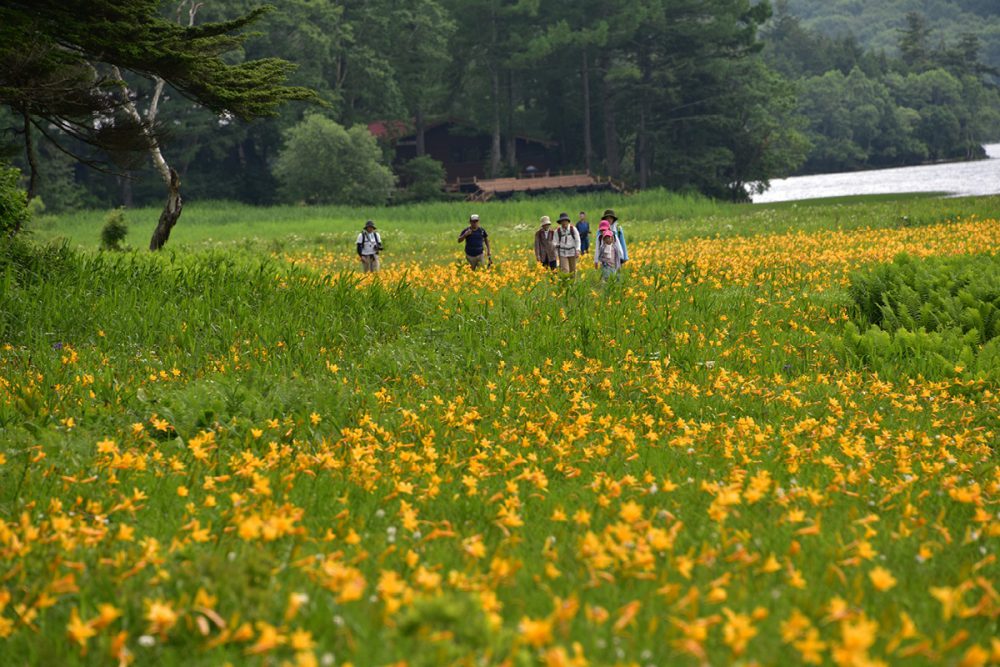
left=1, top=202, right=998, bottom=666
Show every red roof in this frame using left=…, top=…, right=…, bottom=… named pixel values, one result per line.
left=367, top=120, right=411, bottom=139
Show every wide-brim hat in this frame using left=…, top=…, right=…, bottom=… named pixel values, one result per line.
left=539, top=215, right=552, bottom=227
left=364, top=220, right=376, bottom=229
left=557, top=212, right=571, bottom=223
left=602, top=209, right=618, bottom=221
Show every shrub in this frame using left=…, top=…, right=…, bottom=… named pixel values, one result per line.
left=100, top=208, right=129, bottom=251
left=273, top=114, right=395, bottom=206
left=0, top=163, right=29, bottom=236
left=845, top=253, right=1000, bottom=380
left=396, top=156, right=447, bottom=203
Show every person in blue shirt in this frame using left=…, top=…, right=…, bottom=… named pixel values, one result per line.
left=576, top=211, right=591, bottom=254
left=458, top=214, right=491, bottom=269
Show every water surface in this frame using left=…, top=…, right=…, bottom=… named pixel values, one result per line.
left=754, top=144, right=1000, bottom=203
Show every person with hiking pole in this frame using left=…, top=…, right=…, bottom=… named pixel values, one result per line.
left=555, top=212, right=581, bottom=274
left=458, top=214, right=491, bottom=270
left=356, top=219, right=383, bottom=272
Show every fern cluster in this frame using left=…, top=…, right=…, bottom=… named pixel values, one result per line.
left=845, top=253, right=1000, bottom=380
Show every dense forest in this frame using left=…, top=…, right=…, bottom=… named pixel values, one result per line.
left=2, top=0, right=999, bottom=212
left=786, top=0, right=1000, bottom=73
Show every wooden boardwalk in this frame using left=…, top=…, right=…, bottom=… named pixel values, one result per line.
left=449, top=172, right=623, bottom=201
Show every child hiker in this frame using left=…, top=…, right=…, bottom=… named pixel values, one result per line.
left=594, top=229, right=622, bottom=280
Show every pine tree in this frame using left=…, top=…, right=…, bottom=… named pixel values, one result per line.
left=0, top=0, right=316, bottom=249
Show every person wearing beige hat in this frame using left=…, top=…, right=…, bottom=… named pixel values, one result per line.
left=534, top=216, right=557, bottom=269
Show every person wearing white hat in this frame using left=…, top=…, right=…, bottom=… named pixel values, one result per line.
left=534, top=215, right=557, bottom=269
left=356, top=219, right=382, bottom=272
left=458, top=214, right=491, bottom=269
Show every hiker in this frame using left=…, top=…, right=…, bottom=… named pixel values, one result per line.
left=601, top=209, right=628, bottom=263
left=597, top=218, right=624, bottom=258
left=555, top=212, right=581, bottom=274
left=356, top=219, right=383, bottom=272
left=594, top=229, right=623, bottom=280
left=576, top=211, right=591, bottom=254
left=534, top=216, right=558, bottom=269
left=458, top=214, right=491, bottom=269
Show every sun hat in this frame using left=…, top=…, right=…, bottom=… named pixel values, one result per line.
left=602, top=230, right=614, bottom=238
left=364, top=220, right=376, bottom=229
left=539, top=215, right=551, bottom=227
left=557, top=212, right=571, bottom=223
left=470, top=214, right=480, bottom=221
left=602, top=209, right=617, bottom=221
left=598, top=220, right=611, bottom=232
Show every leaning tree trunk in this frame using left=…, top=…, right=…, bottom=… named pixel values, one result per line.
left=144, top=77, right=183, bottom=251
left=149, top=168, right=182, bottom=250
left=113, top=66, right=184, bottom=251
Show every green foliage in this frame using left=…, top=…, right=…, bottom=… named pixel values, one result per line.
left=0, top=0, right=316, bottom=122
left=34, top=191, right=1000, bottom=252
left=0, top=163, right=29, bottom=236
left=845, top=253, right=1000, bottom=380
left=2, top=197, right=1000, bottom=664
left=0, top=242, right=424, bottom=355
left=396, top=156, right=448, bottom=203
left=393, top=593, right=514, bottom=666
left=274, top=115, right=395, bottom=206
left=765, top=4, right=1000, bottom=173
left=99, top=208, right=129, bottom=251
left=785, top=0, right=1000, bottom=73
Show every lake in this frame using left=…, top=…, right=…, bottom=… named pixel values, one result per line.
left=753, top=143, right=1000, bottom=203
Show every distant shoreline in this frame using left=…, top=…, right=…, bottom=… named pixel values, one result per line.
left=789, top=143, right=996, bottom=179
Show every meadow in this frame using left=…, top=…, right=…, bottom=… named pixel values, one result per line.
left=1, top=191, right=998, bottom=666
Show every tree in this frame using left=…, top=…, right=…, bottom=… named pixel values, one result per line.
left=0, top=0, right=315, bottom=249
left=397, top=156, right=447, bottom=202
left=717, top=61, right=810, bottom=199
left=273, top=114, right=394, bottom=206
left=0, top=162, right=28, bottom=236
left=899, top=12, right=933, bottom=71
left=388, top=0, right=456, bottom=157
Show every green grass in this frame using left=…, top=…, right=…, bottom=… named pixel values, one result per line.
left=33, top=190, right=1000, bottom=252
left=1, top=194, right=998, bottom=666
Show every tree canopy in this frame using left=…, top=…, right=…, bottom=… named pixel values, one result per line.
left=2, top=0, right=998, bottom=211
left=0, top=0, right=317, bottom=247
left=274, top=114, right=395, bottom=205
